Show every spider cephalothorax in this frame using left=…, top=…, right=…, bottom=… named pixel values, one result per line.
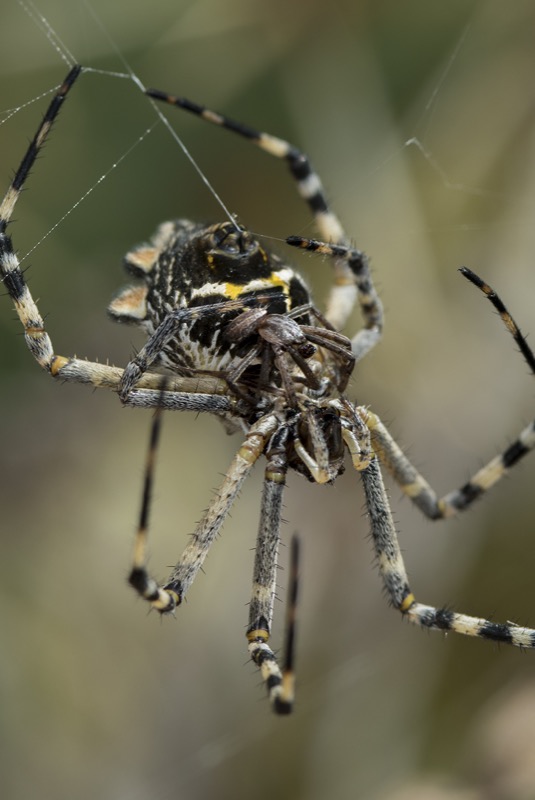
left=2, top=64, right=535, bottom=716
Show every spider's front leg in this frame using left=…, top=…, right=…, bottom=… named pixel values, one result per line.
left=364, top=269, right=535, bottom=520
left=286, top=236, right=383, bottom=364
left=0, top=66, right=229, bottom=409
left=0, top=66, right=82, bottom=378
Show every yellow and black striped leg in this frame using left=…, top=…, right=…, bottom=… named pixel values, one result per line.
left=360, top=457, right=414, bottom=612
left=145, top=87, right=383, bottom=336
left=367, top=408, right=535, bottom=519
left=404, top=603, right=535, bottom=647
left=360, top=456, right=535, bottom=648
left=247, top=426, right=297, bottom=714
left=145, top=88, right=346, bottom=245
left=365, top=265, right=535, bottom=519
left=128, top=384, right=251, bottom=612
left=140, top=413, right=279, bottom=611
left=459, top=267, right=535, bottom=374
left=129, top=389, right=179, bottom=612
left=47, top=356, right=239, bottom=414
left=286, top=236, right=383, bottom=363
left=0, top=66, right=237, bottom=415
left=0, top=66, right=82, bottom=376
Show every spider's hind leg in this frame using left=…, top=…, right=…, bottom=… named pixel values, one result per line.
left=247, top=425, right=298, bottom=714
left=359, top=456, right=535, bottom=649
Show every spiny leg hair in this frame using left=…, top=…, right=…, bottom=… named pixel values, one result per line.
left=131, top=404, right=298, bottom=711
left=247, top=424, right=296, bottom=713
left=360, top=456, right=535, bottom=648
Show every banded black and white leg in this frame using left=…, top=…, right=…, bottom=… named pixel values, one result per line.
left=0, top=66, right=82, bottom=381
left=286, top=236, right=383, bottom=363
left=145, top=87, right=384, bottom=354
left=130, top=411, right=279, bottom=610
left=366, top=407, right=535, bottom=520
left=247, top=424, right=298, bottom=713
left=364, top=267, right=535, bottom=520
left=130, top=406, right=298, bottom=712
left=0, top=66, right=242, bottom=414
left=360, top=455, right=535, bottom=648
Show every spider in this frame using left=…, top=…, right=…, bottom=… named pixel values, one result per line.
left=2, top=65, right=535, bottom=715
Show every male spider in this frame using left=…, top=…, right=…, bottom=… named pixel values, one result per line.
left=2, top=65, right=535, bottom=715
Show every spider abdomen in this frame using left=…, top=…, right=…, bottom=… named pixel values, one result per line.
left=109, top=218, right=313, bottom=376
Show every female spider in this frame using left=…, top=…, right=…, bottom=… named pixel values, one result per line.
left=1, top=65, right=535, bottom=714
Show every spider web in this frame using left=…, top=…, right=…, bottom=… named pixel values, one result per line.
left=2, top=2, right=535, bottom=799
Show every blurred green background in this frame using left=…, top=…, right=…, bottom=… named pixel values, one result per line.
left=1, top=1, right=535, bottom=798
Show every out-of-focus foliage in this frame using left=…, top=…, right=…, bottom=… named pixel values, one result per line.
left=2, top=2, right=535, bottom=798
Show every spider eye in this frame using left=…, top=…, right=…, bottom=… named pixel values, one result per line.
left=208, top=223, right=258, bottom=258
left=222, top=239, right=240, bottom=255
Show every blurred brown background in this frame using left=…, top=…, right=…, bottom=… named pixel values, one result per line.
left=1, top=1, right=535, bottom=798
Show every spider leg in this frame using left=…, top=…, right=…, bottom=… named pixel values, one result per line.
left=129, top=382, right=230, bottom=610
left=145, top=87, right=377, bottom=332
left=40, top=354, right=239, bottom=415
left=366, top=409, right=535, bottom=519
left=287, top=236, right=383, bottom=362
left=0, top=68, right=237, bottom=416
left=247, top=425, right=297, bottom=713
left=128, top=383, right=178, bottom=610
left=118, top=293, right=286, bottom=400
left=360, top=456, right=535, bottom=647
left=365, top=268, right=535, bottom=517
left=54, top=357, right=228, bottom=394
left=300, top=325, right=355, bottom=392
left=130, top=412, right=278, bottom=611
left=459, top=267, right=535, bottom=373
left=0, top=66, right=82, bottom=375
left=123, top=386, right=237, bottom=414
